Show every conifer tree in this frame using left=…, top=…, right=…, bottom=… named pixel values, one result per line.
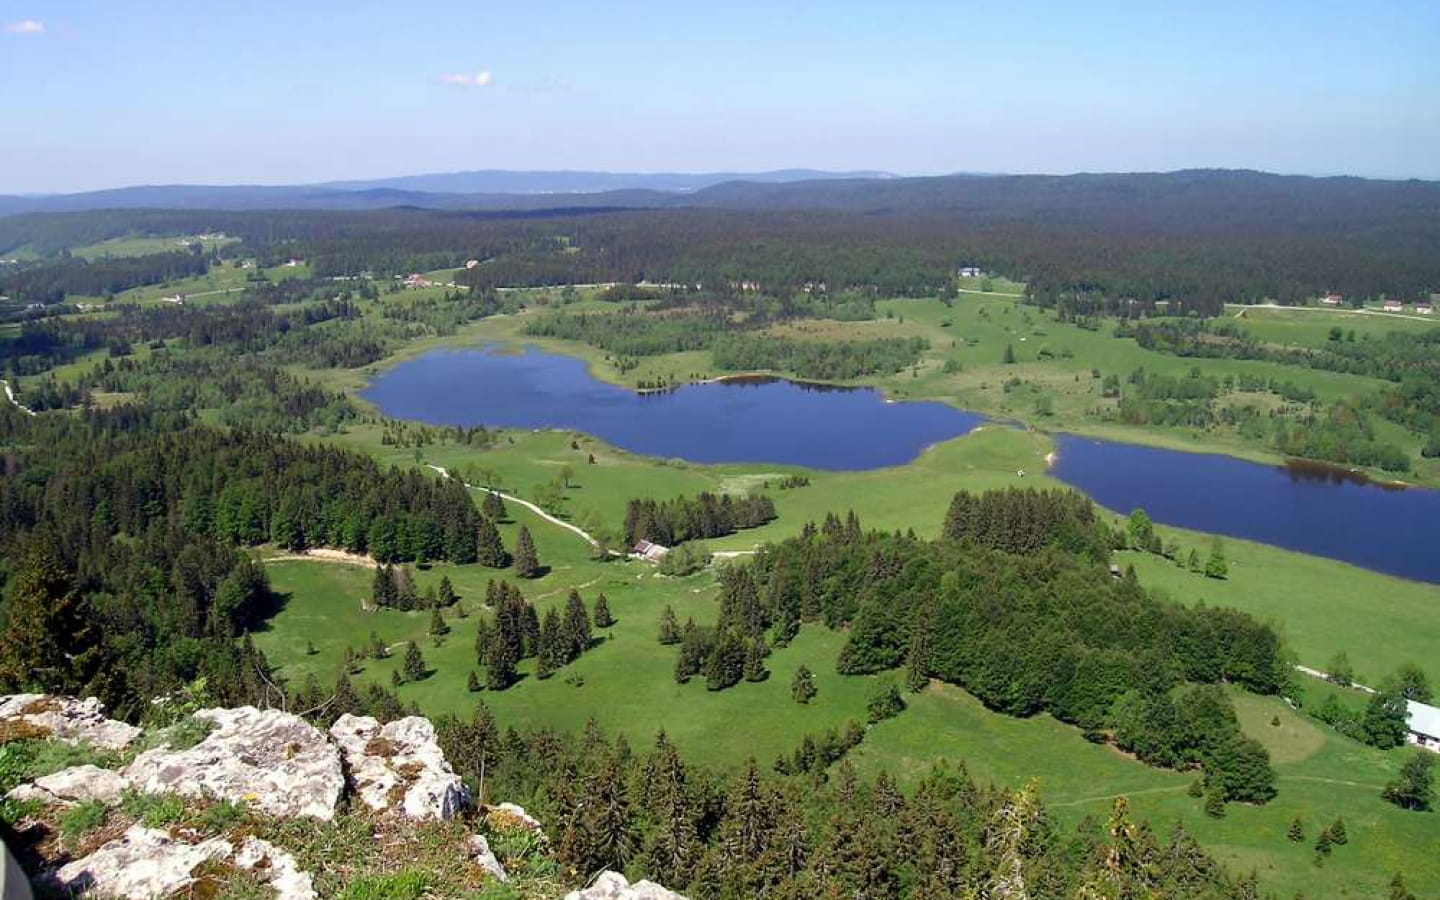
left=402, top=641, right=427, bottom=682
left=513, top=525, right=540, bottom=578
left=658, top=605, right=681, bottom=645
left=483, top=490, right=508, bottom=522
left=476, top=516, right=508, bottom=568
left=371, top=564, right=397, bottom=609
left=641, top=732, right=699, bottom=886
left=1204, top=788, right=1226, bottom=818
left=1383, top=751, right=1434, bottom=810
left=467, top=670, right=481, bottom=692
left=1329, top=817, right=1347, bottom=845
left=539, top=608, right=564, bottom=674
left=473, top=618, right=493, bottom=666
left=1314, top=827, right=1333, bottom=857
left=332, top=673, right=363, bottom=719
left=428, top=608, right=448, bottom=636
left=704, top=628, right=747, bottom=691
left=791, top=665, right=817, bottom=704
left=593, top=593, right=615, bottom=628
left=1287, top=817, right=1305, bottom=842
left=564, top=589, right=592, bottom=659
left=484, top=633, right=517, bottom=691
left=1390, top=874, right=1418, bottom=900
left=744, top=637, right=768, bottom=682
left=438, top=575, right=458, bottom=606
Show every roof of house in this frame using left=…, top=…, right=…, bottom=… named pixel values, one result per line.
left=1407, top=700, right=1440, bottom=738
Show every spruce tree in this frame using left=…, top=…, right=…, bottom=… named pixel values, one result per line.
left=1287, top=817, right=1305, bottom=842
left=513, top=525, right=540, bottom=578
left=539, top=608, right=564, bottom=674
left=1203, top=788, right=1226, bottom=818
left=467, top=670, right=481, bottom=692
left=402, top=641, right=427, bottom=682
left=1329, top=817, right=1347, bottom=845
left=476, top=516, right=509, bottom=568
left=593, top=593, right=616, bottom=628
left=1390, top=874, right=1418, bottom=900
left=791, top=665, right=817, bottom=704
left=658, top=605, right=681, bottom=645
left=483, top=490, right=508, bottom=522
left=1002, top=343, right=1016, bottom=364
left=438, top=575, right=458, bottom=606
left=564, top=589, right=592, bottom=659
left=744, top=637, right=768, bottom=682
left=704, top=629, right=746, bottom=691
left=369, top=631, right=386, bottom=659
left=371, top=564, right=397, bottom=609
left=484, top=633, right=518, bottom=691
left=1314, top=827, right=1333, bottom=857
left=428, top=608, right=448, bottom=636
left=473, top=618, right=493, bottom=666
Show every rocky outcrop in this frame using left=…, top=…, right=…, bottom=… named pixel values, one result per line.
left=469, top=834, right=508, bottom=882
left=233, top=837, right=318, bottom=900
left=7, top=764, right=127, bottom=806
left=484, top=801, right=546, bottom=837
left=564, top=871, right=690, bottom=900
left=51, top=825, right=230, bottom=899
left=125, top=706, right=343, bottom=820
left=0, top=695, right=139, bottom=750
left=329, top=714, right=469, bottom=820
left=50, top=827, right=317, bottom=900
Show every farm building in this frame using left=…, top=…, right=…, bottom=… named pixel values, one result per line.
left=1319, top=292, right=1343, bottom=307
left=403, top=273, right=433, bottom=288
left=1407, top=700, right=1440, bottom=752
left=958, top=265, right=983, bottom=278
left=1417, top=302, right=1433, bottom=315
left=631, top=539, right=670, bottom=563
left=1383, top=298, right=1404, bottom=312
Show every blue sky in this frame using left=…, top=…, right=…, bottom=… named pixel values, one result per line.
left=2, top=0, right=1437, bottom=192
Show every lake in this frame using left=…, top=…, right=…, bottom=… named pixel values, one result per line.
left=1050, top=436, right=1440, bottom=584
left=365, top=345, right=1440, bottom=584
left=361, top=346, right=983, bottom=470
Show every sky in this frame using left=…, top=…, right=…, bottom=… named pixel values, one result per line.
left=1, top=0, right=1437, bottom=193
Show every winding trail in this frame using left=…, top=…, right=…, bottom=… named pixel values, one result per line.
left=425, top=464, right=601, bottom=549
left=1, top=379, right=35, bottom=416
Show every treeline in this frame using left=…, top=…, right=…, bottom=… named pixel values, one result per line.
left=429, top=708, right=1275, bottom=900
left=0, top=423, right=482, bottom=565
left=681, top=492, right=1284, bottom=802
left=472, top=581, right=599, bottom=688
left=0, top=249, right=210, bottom=303
left=711, top=334, right=928, bottom=380
left=623, top=492, right=777, bottom=547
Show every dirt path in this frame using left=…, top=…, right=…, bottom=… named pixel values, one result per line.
left=1293, top=664, right=1376, bottom=694
left=1, top=380, right=35, bottom=416
left=265, top=547, right=376, bottom=567
left=1228, top=301, right=1437, bottom=324
left=425, top=464, right=602, bottom=549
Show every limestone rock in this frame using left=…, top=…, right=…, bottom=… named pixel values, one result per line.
left=51, top=825, right=231, bottom=900
left=51, top=827, right=319, bottom=900
left=125, top=706, right=343, bottom=820
left=564, top=871, right=690, bottom=900
left=329, top=714, right=469, bottom=820
left=7, top=764, right=128, bottom=806
left=484, top=801, right=545, bottom=837
left=234, top=836, right=318, bottom=900
left=469, top=834, right=508, bottom=882
left=0, top=695, right=140, bottom=750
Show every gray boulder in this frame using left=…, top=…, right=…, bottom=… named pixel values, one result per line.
left=52, top=825, right=231, bottom=899
left=329, top=714, right=469, bottom=820
left=0, top=695, right=139, bottom=750
left=125, top=706, right=343, bottom=820
left=469, top=834, right=508, bottom=882
left=51, top=826, right=318, bottom=900
left=564, top=871, right=690, bottom=900
left=7, top=764, right=127, bottom=806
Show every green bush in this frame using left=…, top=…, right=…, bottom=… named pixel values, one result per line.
left=58, top=799, right=108, bottom=843
left=339, top=870, right=433, bottom=900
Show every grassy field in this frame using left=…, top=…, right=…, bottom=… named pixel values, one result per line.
left=70, top=233, right=237, bottom=260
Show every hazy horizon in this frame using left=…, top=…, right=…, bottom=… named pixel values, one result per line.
left=3, top=0, right=1437, bottom=193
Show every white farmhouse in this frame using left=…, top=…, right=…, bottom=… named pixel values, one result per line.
left=1407, top=700, right=1440, bottom=752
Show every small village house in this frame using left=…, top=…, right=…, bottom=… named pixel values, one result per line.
left=1417, top=301, right=1433, bottom=315
left=403, top=273, right=432, bottom=288
left=1407, top=700, right=1440, bottom=752
left=631, top=539, right=670, bottom=563
left=958, top=265, right=983, bottom=278
left=1383, top=298, right=1404, bottom=313
left=1319, top=292, right=1343, bottom=307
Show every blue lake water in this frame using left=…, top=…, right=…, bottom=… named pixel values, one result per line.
left=364, top=345, right=1440, bottom=584
left=361, top=347, right=983, bottom=470
left=1050, top=436, right=1440, bottom=584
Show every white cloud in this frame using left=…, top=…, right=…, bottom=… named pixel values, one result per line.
left=434, top=71, right=493, bottom=88
left=3, top=19, right=45, bottom=35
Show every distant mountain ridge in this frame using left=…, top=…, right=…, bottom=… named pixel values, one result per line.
left=0, top=169, right=896, bottom=216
